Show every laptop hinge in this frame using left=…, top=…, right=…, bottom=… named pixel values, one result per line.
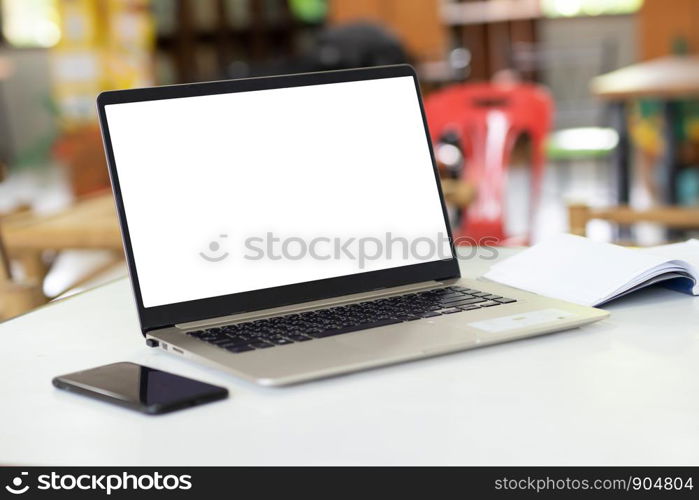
left=174, top=279, right=452, bottom=330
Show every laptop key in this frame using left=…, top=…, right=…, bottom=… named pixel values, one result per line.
left=478, top=301, right=500, bottom=307
left=440, top=295, right=480, bottom=305
left=494, top=298, right=517, bottom=304
left=268, top=337, right=294, bottom=345
left=312, top=318, right=403, bottom=339
left=420, top=311, right=442, bottom=318
left=217, top=338, right=248, bottom=347
left=209, top=337, right=235, bottom=346
left=226, top=345, right=255, bottom=353
left=440, top=308, right=462, bottom=314
left=447, top=297, right=486, bottom=307
left=250, top=341, right=274, bottom=349
left=288, top=334, right=312, bottom=342
left=439, top=295, right=465, bottom=303
left=459, top=304, right=481, bottom=311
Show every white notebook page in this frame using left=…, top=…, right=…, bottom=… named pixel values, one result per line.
left=483, top=234, right=689, bottom=306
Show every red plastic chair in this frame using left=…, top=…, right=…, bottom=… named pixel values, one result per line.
left=424, top=82, right=553, bottom=244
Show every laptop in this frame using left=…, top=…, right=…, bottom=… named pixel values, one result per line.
left=97, top=65, right=607, bottom=386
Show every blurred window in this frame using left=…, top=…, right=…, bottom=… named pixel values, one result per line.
left=2, top=0, right=61, bottom=48
left=541, top=0, right=643, bottom=17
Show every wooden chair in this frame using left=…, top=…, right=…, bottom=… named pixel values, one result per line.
left=0, top=165, right=46, bottom=320
left=568, top=203, right=699, bottom=238
left=0, top=235, right=46, bottom=320
left=424, top=82, right=553, bottom=243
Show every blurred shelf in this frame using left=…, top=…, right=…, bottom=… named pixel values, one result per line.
left=591, top=55, right=699, bottom=99
left=441, top=0, right=541, bottom=26
left=155, top=25, right=294, bottom=49
left=153, top=0, right=322, bottom=83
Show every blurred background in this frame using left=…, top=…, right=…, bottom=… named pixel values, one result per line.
left=2, top=0, right=699, bottom=319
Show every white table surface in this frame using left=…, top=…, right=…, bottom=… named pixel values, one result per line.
left=2, top=248, right=698, bottom=466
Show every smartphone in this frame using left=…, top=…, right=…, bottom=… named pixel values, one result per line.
left=53, top=362, right=228, bottom=415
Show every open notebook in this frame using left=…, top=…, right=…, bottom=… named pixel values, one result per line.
left=483, top=234, right=699, bottom=307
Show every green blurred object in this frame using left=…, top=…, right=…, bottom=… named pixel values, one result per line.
left=672, top=36, right=689, bottom=56
left=546, top=126, right=619, bottom=160
left=289, top=0, right=327, bottom=24
left=677, top=168, right=699, bottom=206
left=12, top=94, right=59, bottom=171
left=633, top=97, right=699, bottom=146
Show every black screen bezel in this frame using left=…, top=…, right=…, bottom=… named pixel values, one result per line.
left=97, top=65, right=460, bottom=334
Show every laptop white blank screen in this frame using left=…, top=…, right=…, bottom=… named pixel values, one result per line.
left=105, top=76, right=451, bottom=308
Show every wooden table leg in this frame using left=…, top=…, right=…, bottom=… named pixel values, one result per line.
left=0, top=247, right=48, bottom=320
left=1, top=281, right=46, bottom=320
left=661, top=100, right=683, bottom=240
left=15, top=250, right=49, bottom=285
left=611, top=100, right=631, bottom=204
left=660, top=100, right=680, bottom=204
left=610, top=100, right=632, bottom=240
left=12, top=251, right=49, bottom=305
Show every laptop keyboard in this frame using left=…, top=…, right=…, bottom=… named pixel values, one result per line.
left=185, top=286, right=517, bottom=354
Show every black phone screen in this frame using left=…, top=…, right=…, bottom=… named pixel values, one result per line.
left=53, top=362, right=228, bottom=414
